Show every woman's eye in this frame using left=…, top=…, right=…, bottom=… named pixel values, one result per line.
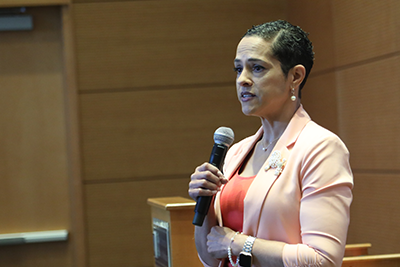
left=233, top=67, right=243, bottom=74
left=253, top=65, right=265, bottom=72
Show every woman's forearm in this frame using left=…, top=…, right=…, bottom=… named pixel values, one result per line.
left=194, top=206, right=220, bottom=267
left=231, top=234, right=285, bottom=267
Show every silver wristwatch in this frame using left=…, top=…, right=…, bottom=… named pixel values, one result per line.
left=239, top=235, right=256, bottom=267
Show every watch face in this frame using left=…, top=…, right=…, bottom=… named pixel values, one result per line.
left=239, top=252, right=252, bottom=267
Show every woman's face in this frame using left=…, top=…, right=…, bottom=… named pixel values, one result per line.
left=234, top=36, right=292, bottom=120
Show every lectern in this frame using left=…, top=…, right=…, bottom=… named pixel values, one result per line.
left=147, top=196, right=203, bottom=267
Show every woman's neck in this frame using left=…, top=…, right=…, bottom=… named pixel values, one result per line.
left=259, top=103, right=299, bottom=147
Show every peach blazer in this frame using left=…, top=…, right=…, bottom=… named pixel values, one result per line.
left=204, top=106, right=353, bottom=267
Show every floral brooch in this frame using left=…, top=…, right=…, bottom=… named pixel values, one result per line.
left=265, top=150, right=286, bottom=176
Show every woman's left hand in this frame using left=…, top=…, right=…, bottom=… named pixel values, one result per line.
left=206, top=226, right=237, bottom=259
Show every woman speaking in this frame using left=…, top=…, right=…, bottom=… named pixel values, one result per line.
left=188, top=20, right=353, bottom=267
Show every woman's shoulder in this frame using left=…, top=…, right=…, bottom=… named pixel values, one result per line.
left=304, top=121, right=339, bottom=138
left=299, top=120, right=350, bottom=153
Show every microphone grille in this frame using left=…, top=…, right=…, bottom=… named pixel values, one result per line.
left=214, top=127, right=235, bottom=147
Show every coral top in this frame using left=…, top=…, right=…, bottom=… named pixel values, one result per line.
left=220, top=169, right=256, bottom=233
left=220, top=169, right=256, bottom=267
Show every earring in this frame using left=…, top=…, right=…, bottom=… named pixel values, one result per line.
left=291, top=88, right=296, bottom=102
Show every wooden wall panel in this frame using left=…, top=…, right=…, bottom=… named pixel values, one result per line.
left=347, top=173, right=400, bottom=255
left=331, top=0, right=400, bottom=255
left=61, top=5, right=87, bottom=267
left=0, top=6, right=73, bottom=267
left=0, top=6, right=70, bottom=233
left=332, top=0, right=400, bottom=67
left=336, top=56, right=400, bottom=171
left=0, top=0, right=70, bottom=7
left=84, top=178, right=191, bottom=267
left=0, top=243, right=72, bottom=267
left=0, top=75, right=71, bottom=231
left=73, top=0, right=286, bottom=91
left=73, top=0, right=129, bottom=3
left=79, top=86, right=260, bottom=181
left=301, top=72, right=338, bottom=134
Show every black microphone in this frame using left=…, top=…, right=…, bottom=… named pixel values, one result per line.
left=192, top=127, right=235, bottom=226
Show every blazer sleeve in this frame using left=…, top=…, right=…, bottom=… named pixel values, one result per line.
left=282, top=134, right=353, bottom=267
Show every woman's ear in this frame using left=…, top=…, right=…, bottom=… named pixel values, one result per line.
left=291, top=64, right=306, bottom=88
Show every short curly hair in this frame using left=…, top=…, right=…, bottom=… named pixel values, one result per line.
left=243, top=20, right=314, bottom=97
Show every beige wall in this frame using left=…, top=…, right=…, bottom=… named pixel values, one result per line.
left=288, top=0, right=400, bottom=255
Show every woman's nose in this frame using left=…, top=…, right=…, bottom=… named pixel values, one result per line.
left=237, top=69, right=253, bottom=87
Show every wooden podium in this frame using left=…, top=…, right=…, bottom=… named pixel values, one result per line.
left=147, top=196, right=203, bottom=267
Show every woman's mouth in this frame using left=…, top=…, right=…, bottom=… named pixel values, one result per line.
left=241, top=92, right=255, bottom=101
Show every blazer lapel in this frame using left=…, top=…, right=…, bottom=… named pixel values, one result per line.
left=242, top=105, right=311, bottom=236
left=215, top=128, right=263, bottom=226
left=242, top=144, right=290, bottom=235
left=223, top=127, right=263, bottom=180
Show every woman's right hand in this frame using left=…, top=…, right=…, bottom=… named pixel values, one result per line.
left=188, top=162, right=228, bottom=201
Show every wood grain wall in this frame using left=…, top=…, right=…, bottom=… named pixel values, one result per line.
left=0, top=0, right=70, bottom=7
left=288, top=0, right=400, bottom=255
left=72, top=1, right=286, bottom=266
left=0, top=6, right=73, bottom=267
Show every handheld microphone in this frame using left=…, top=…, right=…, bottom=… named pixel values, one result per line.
left=192, top=127, right=235, bottom=226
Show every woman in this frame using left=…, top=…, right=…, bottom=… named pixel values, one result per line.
left=188, top=20, right=353, bottom=267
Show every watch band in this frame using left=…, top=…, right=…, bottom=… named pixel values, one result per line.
left=239, top=236, right=256, bottom=267
left=243, top=235, right=256, bottom=253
